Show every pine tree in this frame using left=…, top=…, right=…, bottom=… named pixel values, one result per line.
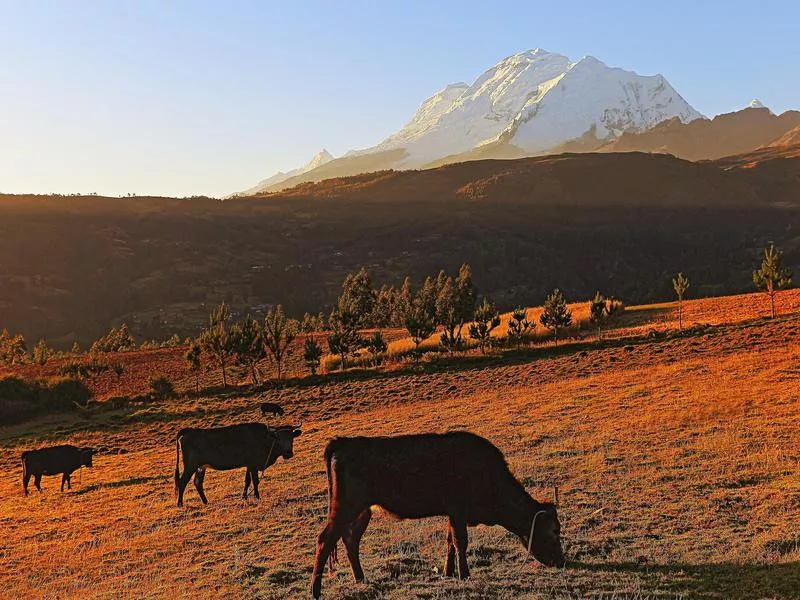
left=589, top=292, right=609, bottom=339
left=404, top=295, right=436, bottom=358
left=672, top=273, right=690, bottom=330
left=71, top=341, right=81, bottom=355
left=303, top=337, right=323, bottom=375
left=507, top=307, right=534, bottom=348
left=0, top=330, right=27, bottom=366
left=540, top=289, right=573, bottom=339
left=33, top=339, right=49, bottom=366
left=365, top=331, right=388, bottom=366
left=338, top=268, right=377, bottom=328
left=469, top=297, right=501, bottom=354
left=184, top=342, right=203, bottom=392
left=230, top=315, right=265, bottom=384
left=753, top=244, right=793, bottom=318
left=262, top=305, right=297, bottom=380
left=198, top=301, right=235, bottom=387
left=327, top=308, right=363, bottom=370
left=437, top=264, right=477, bottom=352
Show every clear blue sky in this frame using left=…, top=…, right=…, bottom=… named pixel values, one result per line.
left=1, top=1, right=798, bottom=197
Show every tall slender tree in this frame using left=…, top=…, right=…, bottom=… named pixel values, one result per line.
left=230, top=315, right=265, bottom=384
left=262, top=305, right=297, bottom=380
left=198, top=301, right=235, bottom=387
left=672, top=273, right=690, bottom=330
left=184, top=342, right=203, bottom=392
left=753, top=244, right=793, bottom=318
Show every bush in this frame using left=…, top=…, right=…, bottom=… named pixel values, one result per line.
left=0, top=375, right=92, bottom=425
left=149, top=376, right=175, bottom=400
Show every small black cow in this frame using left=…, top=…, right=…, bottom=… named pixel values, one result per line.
left=22, top=445, right=96, bottom=495
left=174, top=422, right=301, bottom=506
left=311, top=432, right=565, bottom=598
left=260, top=402, right=284, bottom=417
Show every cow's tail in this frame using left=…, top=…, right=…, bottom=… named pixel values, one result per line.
left=21, top=452, right=28, bottom=495
left=174, top=436, right=182, bottom=497
left=324, top=442, right=338, bottom=572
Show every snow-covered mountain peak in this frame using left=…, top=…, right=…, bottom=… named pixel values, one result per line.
left=306, top=149, right=334, bottom=170
left=241, top=48, right=705, bottom=194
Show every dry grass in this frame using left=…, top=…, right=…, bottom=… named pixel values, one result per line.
left=1, top=293, right=799, bottom=599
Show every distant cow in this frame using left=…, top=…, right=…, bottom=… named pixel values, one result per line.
left=22, top=445, right=96, bottom=495
left=311, top=432, right=565, bottom=598
left=260, top=402, right=284, bottom=417
left=174, top=422, right=301, bottom=506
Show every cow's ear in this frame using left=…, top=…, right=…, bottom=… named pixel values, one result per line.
left=292, top=429, right=302, bottom=438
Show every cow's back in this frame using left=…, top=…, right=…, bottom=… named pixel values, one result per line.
left=326, top=432, right=517, bottom=519
left=179, top=423, right=272, bottom=470
left=22, top=445, right=81, bottom=475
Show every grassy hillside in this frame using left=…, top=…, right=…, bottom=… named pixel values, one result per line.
left=1, top=292, right=798, bottom=598
left=1, top=151, right=799, bottom=347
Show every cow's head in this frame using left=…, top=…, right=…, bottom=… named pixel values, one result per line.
left=270, top=425, right=302, bottom=459
left=525, top=503, right=566, bottom=568
left=80, top=448, right=96, bottom=468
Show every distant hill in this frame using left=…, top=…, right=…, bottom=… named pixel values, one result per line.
left=599, top=106, right=800, bottom=161
left=766, top=123, right=800, bottom=147
left=1, top=151, right=798, bottom=346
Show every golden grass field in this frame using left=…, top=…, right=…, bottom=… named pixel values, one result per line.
left=1, top=290, right=799, bottom=599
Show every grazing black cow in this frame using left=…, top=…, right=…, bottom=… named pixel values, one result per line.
left=260, top=402, right=284, bottom=417
left=174, top=422, right=301, bottom=506
left=22, top=445, right=96, bottom=495
left=311, top=432, right=565, bottom=598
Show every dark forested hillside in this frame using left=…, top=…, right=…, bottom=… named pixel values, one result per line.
left=1, top=151, right=798, bottom=346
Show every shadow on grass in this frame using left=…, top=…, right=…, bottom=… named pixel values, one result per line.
left=571, top=560, right=800, bottom=600
left=72, top=474, right=168, bottom=495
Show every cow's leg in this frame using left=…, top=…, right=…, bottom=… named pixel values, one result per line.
left=23, top=472, right=31, bottom=496
left=66, top=471, right=72, bottom=490
left=193, top=468, right=208, bottom=504
left=312, top=520, right=345, bottom=599
left=176, top=466, right=194, bottom=507
left=61, top=473, right=67, bottom=492
left=243, top=469, right=252, bottom=499
left=342, top=509, right=372, bottom=583
left=449, top=517, right=470, bottom=579
left=34, top=474, right=43, bottom=493
left=444, top=524, right=456, bottom=577
left=251, top=469, right=261, bottom=500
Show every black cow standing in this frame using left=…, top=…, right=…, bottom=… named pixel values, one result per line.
left=260, top=402, right=284, bottom=417
left=174, top=422, right=301, bottom=506
left=22, top=445, right=96, bottom=495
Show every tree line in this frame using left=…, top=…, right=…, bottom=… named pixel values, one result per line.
left=0, top=244, right=793, bottom=386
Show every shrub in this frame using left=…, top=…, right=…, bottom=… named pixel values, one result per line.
left=149, top=376, right=175, bottom=400
left=0, top=375, right=92, bottom=425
